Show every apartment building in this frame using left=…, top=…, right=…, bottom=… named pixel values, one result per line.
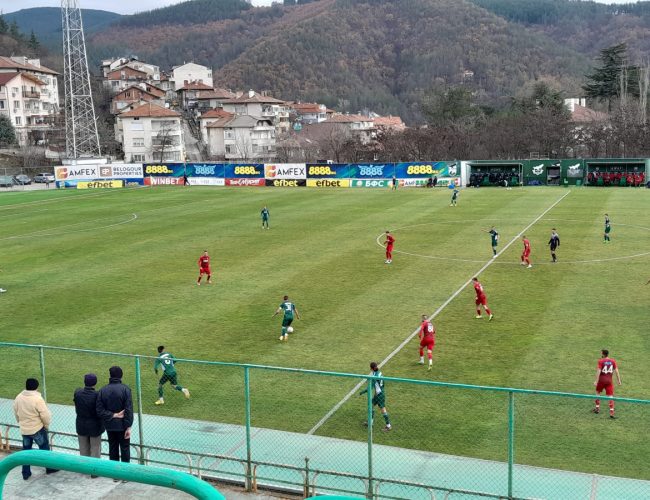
left=221, top=91, right=290, bottom=134
left=205, top=115, right=275, bottom=160
left=171, top=62, right=213, bottom=90
left=111, top=83, right=166, bottom=114
left=116, top=102, right=185, bottom=163
left=0, top=56, right=60, bottom=146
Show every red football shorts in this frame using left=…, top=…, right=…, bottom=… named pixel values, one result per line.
left=475, top=295, right=487, bottom=306
left=596, top=382, right=614, bottom=396
left=522, top=250, right=530, bottom=257
left=420, top=338, right=435, bottom=350
left=386, top=245, right=394, bottom=251
left=199, top=267, right=211, bottom=275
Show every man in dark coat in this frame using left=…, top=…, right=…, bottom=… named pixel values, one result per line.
left=74, top=373, right=105, bottom=463
left=96, top=366, right=133, bottom=463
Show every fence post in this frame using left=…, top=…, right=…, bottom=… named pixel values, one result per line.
left=244, top=366, right=252, bottom=491
left=366, top=377, right=373, bottom=499
left=508, top=390, right=514, bottom=499
left=135, top=356, right=145, bottom=464
left=39, top=346, right=47, bottom=401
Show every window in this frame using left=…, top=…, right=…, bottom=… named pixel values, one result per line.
left=132, top=137, right=145, bottom=147
left=15, top=116, right=21, bottom=125
left=11, top=87, right=18, bottom=95
left=13, top=101, right=19, bottom=110
left=130, top=122, right=144, bottom=131
left=0, top=101, right=4, bottom=109
left=225, top=145, right=234, bottom=154
left=132, top=154, right=145, bottom=162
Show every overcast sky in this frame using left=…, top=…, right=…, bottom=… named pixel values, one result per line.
left=0, top=0, right=638, bottom=15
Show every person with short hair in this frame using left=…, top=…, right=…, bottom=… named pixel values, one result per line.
left=197, top=250, right=212, bottom=285
left=74, top=373, right=105, bottom=467
left=261, top=206, right=270, bottom=229
left=96, top=366, right=132, bottom=464
left=472, top=277, right=493, bottom=320
left=13, top=378, right=58, bottom=480
left=273, top=295, right=300, bottom=341
left=482, top=226, right=499, bottom=257
left=154, top=346, right=190, bottom=405
left=604, top=214, right=611, bottom=243
left=548, top=229, right=560, bottom=262
left=418, top=314, right=435, bottom=370
left=359, top=362, right=392, bottom=431
left=593, top=349, right=621, bottom=419
left=521, top=235, right=532, bottom=268
left=384, top=230, right=395, bottom=264
left=450, top=188, right=459, bottom=207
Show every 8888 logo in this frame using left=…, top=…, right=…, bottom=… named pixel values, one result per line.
left=358, top=165, right=385, bottom=177
left=406, top=164, right=437, bottom=175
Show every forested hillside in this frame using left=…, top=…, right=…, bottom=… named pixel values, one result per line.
left=5, top=8, right=122, bottom=54
left=470, top=0, right=650, bottom=59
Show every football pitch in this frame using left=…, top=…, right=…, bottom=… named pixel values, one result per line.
left=1, top=185, right=650, bottom=480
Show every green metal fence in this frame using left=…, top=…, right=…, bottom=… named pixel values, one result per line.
left=1, top=342, right=649, bottom=499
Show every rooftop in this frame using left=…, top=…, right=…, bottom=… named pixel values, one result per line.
left=0, top=56, right=58, bottom=75
left=119, top=102, right=181, bottom=118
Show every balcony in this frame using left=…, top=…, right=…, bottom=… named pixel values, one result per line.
left=23, top=90, right=41, bottom=99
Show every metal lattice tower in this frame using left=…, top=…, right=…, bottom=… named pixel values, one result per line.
left=62, top=0, right=100, bottom=158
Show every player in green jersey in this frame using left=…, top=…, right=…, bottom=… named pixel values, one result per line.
left=273, top=295, right=300, bottom=341
left=359, top=361, right=392, bottom=431
left=154, top=346, right=190, bottom=405
left=450, top=189, right=459, bottom=207
left=604, top=214, right=611, bottom=242
left=261, top=206, right=270, bottom=229
left=482, top=226, right=499, bottom=257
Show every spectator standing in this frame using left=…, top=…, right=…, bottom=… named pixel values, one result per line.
left=96, top=366, right=132, bottom=465
left=13, top=378, right=58, bottom=480
left=73, top=373, right=105, bottom=468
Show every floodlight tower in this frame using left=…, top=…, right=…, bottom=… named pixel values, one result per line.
left=61, top=0, right=101, bottom=159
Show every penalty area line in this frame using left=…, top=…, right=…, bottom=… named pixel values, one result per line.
left=307, top=190, right=571, bottom=435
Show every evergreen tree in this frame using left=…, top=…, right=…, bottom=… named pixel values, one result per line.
left=0, top=15, right=8, bottom=35
left=583, top=43, right=639, bottom=111
left=9, top=19, right=21, bottom=39
left=0, top=115, right=16, bottom=146
left=28, top=31, right=40, bottom=53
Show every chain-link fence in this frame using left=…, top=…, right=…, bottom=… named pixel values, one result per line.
left=1, top=342, right=649, bottom=499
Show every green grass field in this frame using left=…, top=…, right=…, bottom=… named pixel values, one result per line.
left=1, top=185, right=650, bottom=480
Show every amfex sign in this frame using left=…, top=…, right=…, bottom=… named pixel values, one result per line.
left=56, top=166, right=98, bottom=180
left=264, top=163, right=306, bottom=180
left=306, top=179, right=350, bottom=188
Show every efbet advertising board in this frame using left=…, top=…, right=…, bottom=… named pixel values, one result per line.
left=76, top=180, right=124, bottom=189
left=55, top=164, right=143, bottom=181
left=394, top=162, right=458, bottom=178
left=264, top=163, right=306, bottom=180
left=306, top=179, right=350, bottom=188
left=265, top=179, right=306, bottom=187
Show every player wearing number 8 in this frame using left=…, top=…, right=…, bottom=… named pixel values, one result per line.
left=593, top=349, right=621, bottom=418
left=154, top=346, right=190, bottom=405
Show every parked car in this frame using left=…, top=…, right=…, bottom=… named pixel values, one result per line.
left=34, top=172, right=55, bottom=183
left=13, top=174, right=32, bottom=185
left=0, top=176, right=16, bottom=187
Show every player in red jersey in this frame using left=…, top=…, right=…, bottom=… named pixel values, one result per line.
left=197, top=250, right=212, bottom=285
left=472, top=277, right=493, bottom=320
left=593, top=349, right=621, bottom=418
left=418, top=314, right=435, bottom=370
left=384, top=231, right=395, bottom=264
left=520, top=236, right=532, bottom=268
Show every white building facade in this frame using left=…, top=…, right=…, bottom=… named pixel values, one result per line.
left=116, top=102, right=185, bottom=163
left=171, top=62, right=213, bottom=89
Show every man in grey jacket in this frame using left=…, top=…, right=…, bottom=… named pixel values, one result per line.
left=74, top=373, right=105, bottom=466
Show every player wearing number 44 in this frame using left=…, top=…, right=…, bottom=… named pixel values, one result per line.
left=154, top=346, right=190, bottom=405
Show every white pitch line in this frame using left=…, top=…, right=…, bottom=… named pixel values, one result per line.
left=307, top=190, right=572, bottom=435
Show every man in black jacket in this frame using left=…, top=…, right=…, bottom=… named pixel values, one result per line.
left=74, top=373, right=106, bottom=463
left=96, top=366, right=133, bottom=463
